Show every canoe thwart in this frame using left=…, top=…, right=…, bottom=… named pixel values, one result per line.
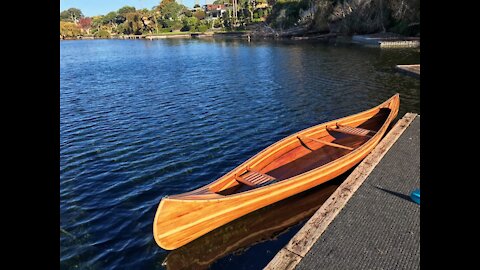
left=298, top=135, right=354, bottom=151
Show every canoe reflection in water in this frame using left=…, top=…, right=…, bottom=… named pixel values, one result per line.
left=162, top=177, right=345, bottom=270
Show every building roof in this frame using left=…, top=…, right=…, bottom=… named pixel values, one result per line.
left=205, top=4, right=226, bottom=11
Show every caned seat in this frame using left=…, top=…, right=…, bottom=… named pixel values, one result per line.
left=235, top=169, right=276, bottom=187
left=328, top=124, right=377, bottom=137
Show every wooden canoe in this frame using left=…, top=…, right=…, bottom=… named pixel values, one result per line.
left=153, top=93, right=400, bottom=250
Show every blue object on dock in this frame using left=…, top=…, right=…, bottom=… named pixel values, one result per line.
left=410, top=189, right=420, bottom=204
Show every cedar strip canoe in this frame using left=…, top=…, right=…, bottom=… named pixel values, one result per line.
left=153, top=93, right=400, bottom=250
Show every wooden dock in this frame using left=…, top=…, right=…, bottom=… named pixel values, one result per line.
left=352, top=34, right=420, bottom=48
left=380, top=40, right=420, bottom=48
left=396, top=64, right=420, bottom=78
left=265, top=113, right=420, bottom=269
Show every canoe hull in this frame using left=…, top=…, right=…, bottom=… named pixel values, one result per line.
left=154, top=94, right=399, bottom=250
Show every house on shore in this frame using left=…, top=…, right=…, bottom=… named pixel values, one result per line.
left=204, top=4, right=228, bottom=19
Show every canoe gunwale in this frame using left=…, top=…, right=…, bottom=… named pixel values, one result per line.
left=166, top=94, right=399, bottom=202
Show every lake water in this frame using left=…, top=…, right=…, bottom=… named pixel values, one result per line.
left=60, top=38, right=420, bottom=269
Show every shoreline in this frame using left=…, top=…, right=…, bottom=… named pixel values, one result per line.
left=60, top=31, right=251, bottom=41
left=61, top=31, right=419, bottom=49
left=60, top=29, right=340, bottom=41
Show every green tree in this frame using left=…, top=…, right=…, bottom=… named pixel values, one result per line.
left=94, top=30, right=111, bottom=38
left=60, top=10, right=69, bottom=21
left=156, top=0, right=184, bottom=20
left=193, top=10, right=206, bottom=20
left=116, top=6, right=136, bottom=25
left=118, top=6, right=136, bottom=15
left=140, top=10, right=160, bottom=34
left=91, top=16, right=104, bottom=32
left=118, top=12, right=144, bottom=34
left=182, top=16, right=199, bottom=31
left=223, top=9, right=233, bottom=29
left=246, top=1, right=254, bottom=22
left=102, top=12, right=119, bottom=27
left=197, top=24, right=209, bottom=32
left=183, top=9, right=193, bottom=17
left=166, top=20, right=183, bottom=31
left=60, top=8, right=84, bottom=23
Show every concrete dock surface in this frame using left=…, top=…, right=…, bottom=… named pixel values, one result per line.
left=396, top=65, right=420, bottom=78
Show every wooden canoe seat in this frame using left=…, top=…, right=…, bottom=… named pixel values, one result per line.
left=327, top=124, right=377, bottom=137
left=235, top=168, right=276, bottom=187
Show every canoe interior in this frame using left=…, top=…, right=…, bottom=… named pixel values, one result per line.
left=215, top=108, right=391, bottom=196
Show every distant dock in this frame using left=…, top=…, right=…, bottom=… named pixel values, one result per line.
left=352, top=33, right=420, bottom=48
left=266, top=113, right=420, bottom=269
left=396, top=64, right=420, bottom=78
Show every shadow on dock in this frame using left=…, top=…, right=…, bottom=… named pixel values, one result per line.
left=373, top=185, right=414, bottom=204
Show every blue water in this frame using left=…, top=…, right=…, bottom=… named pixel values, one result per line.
left=60, top=38, right=420, bottom=269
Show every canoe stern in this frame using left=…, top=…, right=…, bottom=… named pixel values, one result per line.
left=153, top=196, right=239, bottom=250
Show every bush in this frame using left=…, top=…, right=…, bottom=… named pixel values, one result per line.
left=389, top=21, right=419, bottom=36
left=166, top=20, right=183, bottom=31
left=254, top=8, right=264, bottom=18
left=159, top=28, right=172, bottom=33
left=267, top=0, right=310, bottom=29
left=60, top=21, right=81, bottom=38
left=94, top=30, right=111, bottom=38
left=180, top=25, right=191, bottom=32
left=213, top=20, right=223, bottom=28
left=197, top=25, right=208, bottom=32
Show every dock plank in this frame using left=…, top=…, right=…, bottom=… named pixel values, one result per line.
left=265, top=249, right=303, bottom=270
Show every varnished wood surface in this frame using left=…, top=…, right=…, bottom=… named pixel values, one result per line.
left=235, top=170, right=276, bottom=187
left=328, top=124, right=376, bottom=137
left=153, top=94, right=400, bottom=250
left=298, top=135, right=354, bottom=151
